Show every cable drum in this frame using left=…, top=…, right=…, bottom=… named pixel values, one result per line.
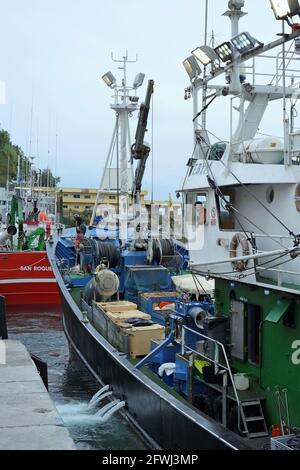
left=147, top=239, right=175, bottom=265
left=160, top=239, right=175, bottom=258
left=93, top=241, right=120, bottom=269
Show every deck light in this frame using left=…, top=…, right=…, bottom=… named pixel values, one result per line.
left=191, top=46, right=218, bottom=65
left=270, top=0, right=300, bottom=20
left=214, top=42, right=234, bottom=63
left=102, top=72, right=117, bottom=88
left=231, top=32, right=262, bottom=54
left=133, top=73, right=145, bottom=89
left=183, top=56, right=202, bottom=80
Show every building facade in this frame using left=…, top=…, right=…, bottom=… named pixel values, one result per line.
left=58, top=187, right=181, bottom=227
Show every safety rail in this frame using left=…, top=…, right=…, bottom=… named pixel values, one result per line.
left=240, top=51, right=300, bottom=87
left=181, top=325, right=244, bottom=433
left=215, top=231, right=300, bottom=286
left=251, top=234, right=300, bottom=286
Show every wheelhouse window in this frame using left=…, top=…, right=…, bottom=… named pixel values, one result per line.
left=186, top=193, right=207, bottom=227
left=208, top=143, right=227, bottom=161
left=215, top=188, right=235, bottom=230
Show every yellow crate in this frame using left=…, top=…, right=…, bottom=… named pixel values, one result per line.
left=99, top=301, right=137, bottom=313
left=105, top=310, right=151, bottom=323
left=126, top=324, right=165, bottom=359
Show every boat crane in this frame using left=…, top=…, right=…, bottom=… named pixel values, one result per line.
left=131, top=79, right=154, bottom=208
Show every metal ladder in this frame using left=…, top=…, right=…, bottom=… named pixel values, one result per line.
left=240, top=400, right=268, bottom=439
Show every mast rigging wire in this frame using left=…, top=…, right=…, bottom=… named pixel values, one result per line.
left=203, top=146, right=287, bottom=250
left=199, top=128, right=299, bottom=244
left=191, top=251, right=291, bottom=279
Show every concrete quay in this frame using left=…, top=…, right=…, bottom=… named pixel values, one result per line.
left=0, top=340, right=75, bottom=450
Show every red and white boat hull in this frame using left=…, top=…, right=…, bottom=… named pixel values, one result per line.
left=0, top=251, right=60, bottom=308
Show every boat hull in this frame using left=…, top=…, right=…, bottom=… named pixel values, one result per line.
left=0, top=251, right=60, bottom=308
left=48, top=245, right=250, bottom=450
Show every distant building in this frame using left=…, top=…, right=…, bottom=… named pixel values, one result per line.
left=57, top=187, right=148, bottom=219
left=57, top=186, right=181, bottom=222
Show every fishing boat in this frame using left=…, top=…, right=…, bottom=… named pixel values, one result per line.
left=49, top=1, right=300, bottom=450
left=0, top=176, right=60, bottom=308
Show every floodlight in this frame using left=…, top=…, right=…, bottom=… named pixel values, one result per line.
left=183, top=56, right=202, bottom=80
left=191, top=46, right=218, bottom=65
left=133, top=73, right=145, bottom=89
left=214, top=42, right=234, bottom=63
left=102, top=71, right=117, bottom=87
left=231, top=32, right=262, bottom=54
left=270, top=0, right=300, bottom=20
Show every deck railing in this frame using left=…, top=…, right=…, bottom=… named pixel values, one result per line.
left=181, top=325, right=244, bottom=433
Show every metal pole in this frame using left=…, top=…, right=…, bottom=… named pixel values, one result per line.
left=181, top=327, right=185, bottom=356
left=6, top=153, right=10, bottom=215
left=193, top=86, right=199, bottom=151
left=229, top=5, right=241, bottom=93
left=222, top=371, right=228, bottom=427
left=282, top=20, right=290, bottom=166
left=188, top=353, right=194, bottom=405
left=201, top=0, right=209, bottom=131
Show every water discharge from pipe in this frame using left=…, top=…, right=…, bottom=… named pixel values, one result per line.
left=88, top=385, right=110, bottom=407
left=87, top=391, right=113, bottom=409
left=56, top=386, right=126, bottom=426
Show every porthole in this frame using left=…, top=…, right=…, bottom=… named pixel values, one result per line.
left=266, top=186, right=274, bottom=204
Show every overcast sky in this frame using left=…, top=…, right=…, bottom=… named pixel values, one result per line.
left=0, top=1, right=291, bottom=199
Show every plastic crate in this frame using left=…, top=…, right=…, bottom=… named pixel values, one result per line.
left=271, top=435, right=298, bottom=450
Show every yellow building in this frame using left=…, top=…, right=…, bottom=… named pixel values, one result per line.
left=58, top=187, right=181, bottom=222
left=58, top=187, right=148, bottom=220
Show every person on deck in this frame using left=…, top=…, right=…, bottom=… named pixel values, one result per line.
left=74, top=215, right=87, bottom=235
left=46, top=220, right=51, bottom=240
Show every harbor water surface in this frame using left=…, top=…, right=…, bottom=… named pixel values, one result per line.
left=7, top=307, right=146, bottom=450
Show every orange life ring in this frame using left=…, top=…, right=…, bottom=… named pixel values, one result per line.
left=230, top=234, right=250, bottom=272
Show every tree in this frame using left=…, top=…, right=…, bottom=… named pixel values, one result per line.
left=0, top=130, right=18, bottom=187
left=0, top=129, right=60, bottom=188
left=39, top=169, right=60, bottom=188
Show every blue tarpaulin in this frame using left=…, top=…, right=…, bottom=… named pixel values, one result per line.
left=125, top=266, right=172, bottom=303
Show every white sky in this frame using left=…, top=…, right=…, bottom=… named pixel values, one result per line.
left=0, top=1, right=293, bottom=199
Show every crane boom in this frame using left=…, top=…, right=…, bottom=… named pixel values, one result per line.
left=131, top=80, right=154, bottom=204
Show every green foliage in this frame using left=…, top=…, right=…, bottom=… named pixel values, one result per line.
left=0, top=130, right=19, bottom=187
left=39, top=169, right=60, bottom=188
left=0, top=129, right=59, bottom=188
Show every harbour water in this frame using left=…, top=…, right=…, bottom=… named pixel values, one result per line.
left=6, top=307, right=146, bottom=450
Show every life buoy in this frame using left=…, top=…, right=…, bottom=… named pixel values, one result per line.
left=230, top=233, right=250, bottom=272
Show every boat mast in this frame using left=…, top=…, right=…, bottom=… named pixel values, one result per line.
left=200, top=0, right=209, bottom=133
left=223, top=0, right=247, bottom=93
left=90, top=53, right=143, bottom=228
left=191, top=0, right=209, bottom=158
